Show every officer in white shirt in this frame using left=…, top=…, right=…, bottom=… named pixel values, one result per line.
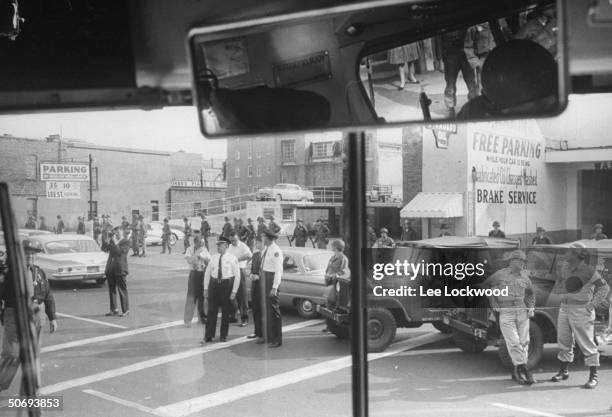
left=183, top=230, right=211, bottom=327
left=203, top=236, right=241, bottom=343
left=228, top=232, right=253, bottom=326
left=260, top=229, right=284, bottom=347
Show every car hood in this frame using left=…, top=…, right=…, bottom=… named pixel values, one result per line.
left=37, top=252, right=108, bottom=265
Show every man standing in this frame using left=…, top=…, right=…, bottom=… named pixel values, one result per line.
left=268, top=216, right=281, bottom=235
left=489, top=220, right=506, bottom=238
left=532, top=227, right=552, bottom=245
left=56, top=215, right=65, bottom=234
left=441, top=29, right=478, bottom=118
left=366, top=220, right=377, bottom=248
left=291, top=219, right=308, bottom=247
left=400, top=220, right=417, bottom=241
left=314, top=219, right=330, bottom=250
left=93, top=215, right=102, bottom=243
left=236, top=218, right=248, bottom=243
left=228, top=231, right=253, bottom=327
left=591, top=224, right=608, bottom=241
left=183, top=217, right=192, bottom=254
left=245, top=218, right=256, bottom=250
left=248, top=237, right=265, bottom=342
left=77, top=216, right=86, bottom=235
left=439, top=223, right=451, bottom=237
left=464, top=23, right=496, bottom=94
left=374, top=227, right=395, bottom=248
left=38, top=215, right=49, bottom=231
left=200, top=213, right=211, bottom=250
left=260, top=229, right=284, bottom=347
left=24, top=216, right=36, bottom=229
left=161, top=218, right=172, bottom=254
left=221, top=216, right=233, bottom=240
left=121, top=216, right=130, bottom=232
left=137, top=215, right=147, bottom=257
left=105, top=227, right=131, bottom=317
left=550, top=245, right=610, bottom=389
left=486, top=250, right=536, bottom=385
left=101, top=215, right=114, bottom=252
left=256, top=217, right=267, bottom=238
left=203, top=236, right=241, bottom=343
left=184, top=230, right=210, bottom=327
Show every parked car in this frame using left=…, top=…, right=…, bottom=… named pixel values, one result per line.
left=276, top=247, right=334, bottom=318
left=256, top=184, right=314, bottom=202
left=18, top=229, right=53, bottom=238
left=145, top=221, right=184, bottom=246
left=22, top=233, right=108, bottom=285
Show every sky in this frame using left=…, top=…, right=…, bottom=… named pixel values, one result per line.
left=0, top=107, right=227, bottom=157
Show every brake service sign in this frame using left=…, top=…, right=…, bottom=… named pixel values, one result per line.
left=41, top=163, right=89, bottom=181
left=46, top=181, right=81, bottom=199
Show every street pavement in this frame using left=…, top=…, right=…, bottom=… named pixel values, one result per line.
left=2, top=246, right=612, bottom=417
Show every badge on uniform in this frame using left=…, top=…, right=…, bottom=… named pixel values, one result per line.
left=274, top=252, right=279, bottom=257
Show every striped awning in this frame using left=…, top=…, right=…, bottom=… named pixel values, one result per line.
left=400, top=192, right=464, bottom=218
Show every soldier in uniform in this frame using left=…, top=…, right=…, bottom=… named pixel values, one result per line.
left=38, top=215, right=49, bottom=231
left=260, top=229, right=283, bottom=347
left=400, top=219, right=417, bottom=241
left=314, top=219, right=330, bottom=249
left=56, top=215, right=65, bottom=234
left=137, top=215, right=147, bottom=257
left=161, top=218, right=172, bottom=254
left=488, top=220, right=506, bottom=238
left=590, top=224, right=608, bottom=241
left=203, top=236, right=241, bottom=343
left=532, top=226, right=552, bottom=245
left=550, top=245, right=610, bottom=389
left=77, top=216, right=86, bottom=235
left=24, top=216, right=36, bottom=229
left=105, top=227, right=131, bottom=317
left=291, top=219, right=308, bottom=247
left=183, top=216, right=192, bottom=254
left=130, top=214, right=139, bottom=256
left=256, top=217, right=267, bottom=238
left=268, top=216, right=281, bottom=235
left=200, top=213, right=211, bottom=250
left=486, top=250, right=536, bottom=385
left=245, top=218, right=256, bottom=250
left=93, top=216, right=102, bottom=243
left=374, top=227, right=395, bottom=248
left=248, top=237, right=264, bottom=342
left=221, top=216, right=233, bottom=240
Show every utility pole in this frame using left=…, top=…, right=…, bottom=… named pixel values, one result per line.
left=89, top=154, right=93, bottom=220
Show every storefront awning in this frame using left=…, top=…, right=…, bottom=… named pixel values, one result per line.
left=400, top=192, right=464, bottom=218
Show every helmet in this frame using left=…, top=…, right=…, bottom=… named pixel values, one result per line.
left=492, top=221, right=500, bottom=227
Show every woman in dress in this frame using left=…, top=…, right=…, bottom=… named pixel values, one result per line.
left=388, top=42, right=420, bottom=89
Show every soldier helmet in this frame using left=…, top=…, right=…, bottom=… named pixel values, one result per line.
left=509, top=250, right=526, bottom=262
left=593, top=223, right=604, bottom=230
left=536, top=226, right=545, bottom=233
left=492, top=220, right=500, bottom=227
left=565, top=276, right=584, bottom=293
left=380, top=227, right=389, bottom=234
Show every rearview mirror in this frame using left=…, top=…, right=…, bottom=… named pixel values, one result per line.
left=188, top=0, right=567, bottom=138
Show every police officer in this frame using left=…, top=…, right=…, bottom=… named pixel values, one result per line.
left=268, top=216, right=281, bottom=235
left=314, top=219, right=330, bottom=249
left=161, top=218, right=172, bottom=254
left=532, top=226, right=552, bottom=245
left=203, top=236, right=241, bottom=343
left=260, top=229, right=283, bottom=347
left=291, top=219, right=308, bottom=247
left=590, top=224, right=608, bottom=241
left=550, top=244, right=610, bottom=389
left=488, top=220, right=506, bottom=238
left=228, top=231, right=252, bottom=326
left=486, top=250, right=535, bottom=385
left=374, top=227, right=395, bottom=248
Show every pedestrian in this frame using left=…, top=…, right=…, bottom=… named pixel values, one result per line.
left=56, top=215, right=65, bottom=234
left=24, top=215, right=36, bottom=229
left=203, top=236, right=241, bottom=343
left=247, top=236, right=265, bottom=342
left=291, top=219, right=308, bottom=247
left=366, top=219, right=377, bottom=248
left=400, top=219, right=417, bottom=241
left=532, top=227, right=552, bottom=245
left=104, top=227, right=131, bottom=317
left=183, top=216, right=192, bottom=254
left=374, top=227, right=395, bottom=248
left=256, top=217, right=266, bottom=238
left=590, top=224, right=608, bottom=241
left=245, top=218, right=256, bottom=250
left=236, top=218, right=248, bottom=242
left=137, top=215, right=147, bottom=257
left=489, top=220, right=506, bottom=238
left=440, top=29, right=478, bottom=118
left=161, top=218, right=172, bottom=254
left=464, top=23, right=496, bottom=95
left=101, top=215, right=114, bottom=252
left=322, top=239, right=349, bottom=332
left=515, top=5, right=558, bottom=56
left=38, top=215, right=48, bottom=231
left=184, top=230, right=210, bottom=327
left=200, top=212, right=211, bottom=250
left=130, top=214, right=139, bottom=256
left=93, top=215, right=102, bottom=243
left=260, top=229, right=284, bottom=347
left=439, top=223, right=451, bottom=237
left=550, top=244, right=610, bottom=388
left=268, top=216, right=281, bottom=236
left=486, top=250, right=536, bottom=385
left=121, top=216, right=130, bottom=232
left=221, top=216, right=233, bottom=240
left=77, top=216, right=86, bottom=235
left=228, top=231, right=253, bottom=327
left=314, top=219, right=330, bottom=249
left=388, top=42, right=420, bottom=90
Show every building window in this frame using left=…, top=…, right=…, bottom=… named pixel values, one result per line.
left=248, top=140, right=253, bottom=159
left=312, top=142, right=332, bottom=158
left=235, top=167, right=240, bottom=178
left=193, top=202, right=202, bottom=217
left=256, top=147, right=262, bottom=159
left=248, top=166, right=253, bottom=177
left=257, top=166, right=262, bottom=177
left=25, top=155, right=37, bottom=179
left=281, top=140, right=295, bottom=162
left=263, top=208, right=275, bottom=219
left=282, top=207, right=294, bottom=221
left=235, top=149, right=240, bottom=160
left=151, top=200, right=160, bottom=221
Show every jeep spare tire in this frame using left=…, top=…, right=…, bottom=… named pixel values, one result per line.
left=367, top=307, right=397, bottom=353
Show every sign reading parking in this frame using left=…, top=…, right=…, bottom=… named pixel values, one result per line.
left=46, top=182, right=81, bottom=199
left=41, top=163, right=89, bottom=181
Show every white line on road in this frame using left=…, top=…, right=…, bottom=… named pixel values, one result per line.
left=39, top=319, right=323, bottom=395
left=56, top=312, right=128, bottom=329
left=42, top=319, right=196, bottom=353
left=155, top=332, right=449, bottom=417
left=83, top=389, right=164, bottom=416
left=490, top=402, right=566, bottom=417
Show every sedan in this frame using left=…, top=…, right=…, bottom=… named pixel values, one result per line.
left=24, top=234, right=108, bottom=285
left=145, top=222, right=184, bottom=246
left=255, top=183, right=314, bottom=202
left=275, top=247, right=333, bottom=318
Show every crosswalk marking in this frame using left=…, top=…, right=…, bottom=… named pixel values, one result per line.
left=83, top=389, right=164, bottom=416
left=490, top=402, right=566, bottom=417
left=57, top=312, right=129, bottom=329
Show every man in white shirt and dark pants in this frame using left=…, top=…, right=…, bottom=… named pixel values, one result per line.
left=228, top=231, right=253, bottom=326
left=203, top=236, right=241, bottom=343
left=260, top=229, right=283, bottom=348
left=184, top=230, right=210, bottom=327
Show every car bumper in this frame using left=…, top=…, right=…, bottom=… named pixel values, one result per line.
left=51, top=272, right=105, bottom=281
left=316, top=305, right=349, bottom=324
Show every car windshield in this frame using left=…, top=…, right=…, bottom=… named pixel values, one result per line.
left=303, top=252, right=332, bottom=272
left=44, top=240, right=101, bottom=254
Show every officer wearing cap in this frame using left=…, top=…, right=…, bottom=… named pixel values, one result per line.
left=486, top=250, right=536, bottom=385
left=291, top=219, right=308, bottom=247
left=590, top=224, right=608, bottom=241
left=260, top=229, right=283, bottom=347
left=488, top=220, right=506, bottom=238
left=374, top=227, right=395, bottom=248
left=532, top=227, right=552, bottom=245
left=268, top=216, right=281, bottom=235
left=203, top=236, right=241, bottom=343
left=550, top=244, right=610, bottom=388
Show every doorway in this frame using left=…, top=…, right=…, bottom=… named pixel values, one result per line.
left=581, top=170, right=612, bottom=238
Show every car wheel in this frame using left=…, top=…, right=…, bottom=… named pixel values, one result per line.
left=432, top=321, right=453, bottom=334
left=498, top=319, right=544, bottom=369
left=275, top=194, right=282, bottom=201
left=169, top=233, right=178, bottom=246
left=96, top=278, right=106, bottom=286
left=296, top=299, right=319, bottom=319
left=452, top=328, right=487, bottom=353
left=367, top=307, right=397, bottom=353
left=326, top=319, right=350, bottom=339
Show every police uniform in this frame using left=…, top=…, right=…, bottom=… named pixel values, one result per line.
left=260, top=234, right=283, bottom=346
left=204, top=242, right=241, bottom=341
left=487, top=251, right=535, bottom=384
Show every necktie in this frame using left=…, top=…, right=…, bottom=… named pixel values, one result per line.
left=218, top=254, right=223, bottom=279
